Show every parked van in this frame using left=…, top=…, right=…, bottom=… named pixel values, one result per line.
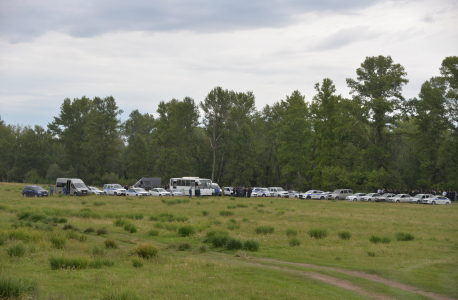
left=56, top=178, right=89, bottom=196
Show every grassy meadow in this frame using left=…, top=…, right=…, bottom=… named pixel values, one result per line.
left=0, top=182, right=457, bottom=299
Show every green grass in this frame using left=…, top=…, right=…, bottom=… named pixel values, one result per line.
left=178, top=225, right=195, bottom=237
left=309, top=228, right=328, bottom=239
left=286, top=228, right=298, bottom=237
left=255, top=226, right=274, bottom=234
left=134, top=243, right=158, bottom=259
left=338, top=231, right=352, bottom=240
left=7, top=243, right=26, bottom=257
left=0, top=275, right=38, bottom=299
left=289, top=237, right=301, bottom=247
left=395, top=232, right=415, bottom=241
left=369, top=235, right=391, bottom=244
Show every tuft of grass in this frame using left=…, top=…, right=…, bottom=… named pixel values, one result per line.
left=257, top=204, right=265, bottom=207
left=96, top=228, right=109, bottom=235
left=229, top=197, right=235, bottom=200
left=367, top=252, right=376, bottom=257
left=7, top=243, right=26, bottom=257
left=225, top=238, right=243, bottom=250
left=50, top=235, right=67, bottom=249
left=134, top=243, right=158, bottom=259
left=338, top=231, right=352, bottom=240
left=199, top=245, right=208, bottom=253
left=178, top=225, right=196, bottom=237
left=0, top=275, right=38, bottom=299
left=255, top=226, right=274, bottom=235
left=49, top=256, right=89, bottom=270
left=369, top=235, right=391, bottom=244
left=243, top=239, right=260, bottom=252
left=62, top=224, right=73, bottom=230
left=104, top=238, right=118, bottom=248
left=395, top=232, right=415, bottom=241
left=205, top=230, right=230, bottom=248
left=289, top=237, right=301, bottom=247
left=220, top=210, right=235, bottom=216
left=93, top=201, right=106, bottom=206
left=286, top=228, right=298, bottom=237
left=202, top=210, right=209, bottom=216
left=0, top=233, right=8, bottom=246
left=148, top=229, right=159, bottom=236
left=57, top=217, right=68, bottom=223
left=124, top=223, right=137, bottom=233
left=236, top=204, right=248, bottom=208
left=114, top=219, right=128, bottom=226
left=132, top=257, right=143, bottom=268
left=92, top=244, right=107, bottom=257
left=178, top=242, right=192, bottom=251
left=309, top=228, right=328, bottom=239
left=100, top=288, right=141, bottom=300
left=89, top=258, right=114, bottom=268
left=227, top=205, right=237, bottom=209
left=84, top=227, right=95, bottom=233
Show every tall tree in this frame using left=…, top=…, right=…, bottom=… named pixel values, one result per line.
left=200, top=87, right=232, bottom=182
left=127, top=135, right=149, bottom=180
left=122, top=109, right=155, bottom=145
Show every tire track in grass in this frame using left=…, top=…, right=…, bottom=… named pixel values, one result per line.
left=254, top=258, right=456, bottom=300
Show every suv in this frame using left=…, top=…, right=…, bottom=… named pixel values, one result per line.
left=223, top=187, right=233, bottom=196
left=268, top=187, right=289, bottom=198
left=409, top=194, right=434, bottom=204
left=329, top=189, right=353, bottom=200
left=22, top=185, right=49, bottom=198
left=103, top=184, right=126, bottom=196
left=254, top=187, right=274, bottom=197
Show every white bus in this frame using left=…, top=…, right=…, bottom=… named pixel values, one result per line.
left=169, top=177, right=213, bottom=196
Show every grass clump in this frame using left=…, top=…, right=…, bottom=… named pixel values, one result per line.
left=84, top=227, right=95, bottom=233
left=286, top=228, right=298, bottom=237
left=100, top=288, right=142, bottom=300
left=89, top=258, right=114, bottom=268
left=132, top=257, right=143, bottom=268
left=236, top=204, right=248, bottom=208
left=202, top=210, right=209, bottom=216
left=7, top=243, right=26, bottom=257
left=92, top=244, right=107, bottom=257
left=94, top=201, right=106, bottom=206
left=0, top=233, right=8, bottom=246
left=369, top=235, right=391, bottom=244
left=62, top=224, right=73, bottom=230
left=114, top=219, right=128, bottom=226
left=49, top=256, right=89, bottom=270
left=368, top=252, right=376, bottom=257
left=338, top=231, right=352, bottom=240
left=124, top=223, right=137, bottom=233
left=178, top=225, right=196, bottom=237
left=96, top=228, right=109, bottom=235
left=178, top=242, right=192, bottom=251
left=395, top=232, right=415, bottom=241
left=227, top=205, right=237, bottom=209
left=50, top=235, right=67, bottom=249
left=309, top=228, right=328, bottom=239
left=289, top=237, right=301, bottom=247
left=104, top=238, right=118, bottom=248
left=199, top=245, right=208, bottom=253
left=255, top=226, right=274, bottom=235
left=0, top=275, right=38, bottom=299
left=148, top=229, right=159, bottom=236
left=220, top=210, right=235, bottom=216
left=205, top=230, right=230, bottom=248
left=225, top=238, right=243, bottom=250
left=134, top=243, right=158, bottom=259
left=243, top=239, right=260, bottom=252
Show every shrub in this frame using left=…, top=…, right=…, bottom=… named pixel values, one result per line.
left=49, top=256, right=89, bottom=270
left=178, top=242, right=192, bottom=251
left=289, top=238, right=301, bottom=247
left=57, top=217, right=68, bottom=223
left=225, top=238, right=243, bottom=250
left=227, top=205, right=237, bottom=209
left=395, top=232, right=415, bottom=241
left=338, top=231, right=352, bottom=240
left=199, top=245, right=208, bottom=253
left=63, top=224, right=73, bottom=230
left=255, top=226, right=274, bottom=235
left=178, top=225, right=196, bottom=237
left=134, top=243, right=158, bottom=259
left=84, top=227, right=95, bottom=233
left=132, top=257, right=143, bottom=268
left=124, top=223, right=137, bottom=233
left=114, top=219, right=127, bottom=226
left=220, top=210, right=235, bottom=216
left=50, top=235, right=67, bottom=249
left=243, top=239, right=260, bottom=252
left=369, top=235, right=391, bottom=244
left=7, top=243, right=26, bottom=257
left=309, top=228, right=328, bottom=239
left=104, top=238, right=118, bottom=248
left=202, top=211, right=209, bottom=216
left=134, top=213, right=144, bottom=220
left=0, top=276, right=38, bottom=299
left=286, top=228, right=298, bottom=237
left=148, top=229, right=159, bottom=236
left=207, top=231, right=230, bottom=248
left=96, top=228, right=109, bottom=235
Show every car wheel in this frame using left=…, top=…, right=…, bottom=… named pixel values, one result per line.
left=23, top=193, right=27, bottom=198
left=432, top=201, right=436, bottom=205
left=320, top=196, right=324, bottom=200
left=159, top=194, right=162, bottom=197
left=306, top=196, right=311, bottom=199
left=262, top=194, right=266, bottom=197
left=335, top=197, right=339, bottom=200
left=74, top=192, right=77, bottom=196
left=416, top=200, right=420, bottom=204
left=368, top=199, right=371, bottom=202
left=446, top=202, right=450, bottom=205
left=396, top=200, right=400, bottom=203
left=34, top=194, right=37, bottom=198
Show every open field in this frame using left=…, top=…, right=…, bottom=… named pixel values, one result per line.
left=0, top=182, right=457, bottom=299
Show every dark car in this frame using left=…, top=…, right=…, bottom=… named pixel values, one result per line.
left=22, top=185, right=49, bottom=198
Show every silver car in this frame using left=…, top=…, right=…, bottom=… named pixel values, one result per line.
left=329, top=189, right=353, bottom=200
left=167, top=189, right=184, bottom=196
left=346, top=193, right=366, bottom=201
left=390, top=194, right=413, bottom=203
left=360, top=193, right=380, bottom=202
left=374, top=193, right=395, bottom=202
left=409, top=194, right=434, bottom=204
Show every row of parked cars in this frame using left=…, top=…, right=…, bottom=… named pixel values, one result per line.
left=345, top=192, right=452, bottom=205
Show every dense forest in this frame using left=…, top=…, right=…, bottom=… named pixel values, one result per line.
left=1, top=55, right=457, bottom=192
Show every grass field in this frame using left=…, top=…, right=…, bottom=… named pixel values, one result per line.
left=0, top=182, right=457, bottom=299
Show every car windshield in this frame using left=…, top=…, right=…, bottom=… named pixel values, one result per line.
left=413, top=194, right=423, bottom=198
left=358, top=193, right=366, bottom=196
left=259, top=188, right=268, bottom=192
left=276, top=188, right=285, bottom=191
left=172, top=189, right=180, bottom=192
left=74, top=183, right=87, bottom=189
left=135, top=188, right=145, bottom=192
left=35, top=186, right=46, bottom=191
left=157, top=188, right=166, bottom=192
left=437, top=197, right=447, bottom=199
left=112, top=184, right=123, bottom=189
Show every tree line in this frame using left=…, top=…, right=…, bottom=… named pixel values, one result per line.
left=0, top=55, right=457, bottom=192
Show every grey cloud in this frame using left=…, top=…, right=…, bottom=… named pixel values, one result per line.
left=309, top=26, right=379, bottom=51
left=0, top=0, right=381, bottom=42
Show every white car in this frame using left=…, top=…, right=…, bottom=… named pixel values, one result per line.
left=268, top=187, right=289, bottom=198
left=374, top=193, right=395, bottom=202
left=103, top=184, right=126, bottom=196
left=360, top=193, right=380, bottom=202
left=422, top=196, right=451, bottom=205
left=299, top=190, right=327, bottom=200
left=389, top=194, right=413, bottom=203
left=167, top=189, right=184, bottom=196
left=149, top=188, right=171, bottom=197
left=254, top=188, right=274, bottom=197
left=250, top=190, right=259, bottom=197
left=87, top=186, right=106, bottom=195
left=126, top=188, right=149, bottom=197
left=288, top=190, right=299, bottom=198
left=409, top=194, right=434, bottom=204
left=346, top=193, right=366, bottom=201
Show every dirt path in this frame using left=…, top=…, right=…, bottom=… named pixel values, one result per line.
left=252, top=258, right=456, bottom=300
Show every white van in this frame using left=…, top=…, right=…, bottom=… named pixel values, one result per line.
left=56, top=178, right=89, bottom=196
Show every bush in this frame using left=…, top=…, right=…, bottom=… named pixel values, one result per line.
left=236, top=204, right=248, bottom=208
left=7, top=243, right=26, bottom=257
left=104, top=238, right=118, bottom=248
left=78, top=235, right=88, bottom=242
left=49, top=256, right=89, bottom=270
left=219, top=210, right=235, bottom=216
left=124, top=223, right=137, bottom=233
left=395, top=232, right=415, bottom=241
left=132, top=257, right=143, bottom=268
left=367, top=252, right=375, bottom=257
left=206, top=231, right=230, bottom=248
left=50, top=235, right=67, bottom=249
left=227, top=205, right=237, bottom=209
left=289, top=238, right=301, bottom=247
left=369, top=235, right=391, bottom=244
left=84, top=227, right=95, bottom=233
left=178, top=242, right=192, bottom=251
left=0, top=276, right=38, bottom=299
left=243, top=239, right=260, bottom=252
left=202, top=211, right=209, bottom=216
left=134, top=243, right=158, bottom=259
left=225, top=238, right=243, bottom=250
left=309, top=228, right=328, bottom=239
left=255, top=226, right=274, bottom=235
left=148, top=229, right=159, bottom=236
left=338, top=231, right=352, bottom=240
left=96, top=228, right=108, bottom=235
left=286, top=228, right=298, bottom=237
left=178, top=225, right=196, bottom=237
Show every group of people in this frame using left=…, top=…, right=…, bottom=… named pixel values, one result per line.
left=377, top=188, right=457, bottom=201
left=229, top=187, right=253, bottom=198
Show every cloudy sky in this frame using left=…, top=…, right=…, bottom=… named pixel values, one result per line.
left=1, top=0, right=457, bottom=127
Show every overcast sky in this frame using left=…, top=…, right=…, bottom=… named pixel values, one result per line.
left=1, top=0, right=457, bottom=128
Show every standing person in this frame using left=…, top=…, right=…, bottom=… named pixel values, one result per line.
left=50, top=185, right=54, bottom=196
left=222, top=187, right=225, bottom=197
left=248, top=187, right=252, bottom=198
left=63, top=186, right=67, bottom=196
left=188, top=186, right=192, bottom=198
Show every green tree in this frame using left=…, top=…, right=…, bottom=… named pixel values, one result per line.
left=122, top=109, right=155, bottom=145
left=127, top=135, right=149, bottom=180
